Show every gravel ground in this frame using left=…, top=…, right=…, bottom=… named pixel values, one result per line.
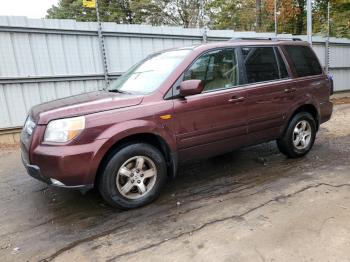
left=0, top=104, right=350, bottom=262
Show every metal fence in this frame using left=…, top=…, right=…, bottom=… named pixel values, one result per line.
left=0, top=16, right=350, bottom=130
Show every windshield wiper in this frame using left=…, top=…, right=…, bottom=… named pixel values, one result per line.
left=109, top=89, right=132, bottom=94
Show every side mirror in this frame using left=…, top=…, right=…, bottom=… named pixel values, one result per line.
left=179, top=80, right=204, bottom=97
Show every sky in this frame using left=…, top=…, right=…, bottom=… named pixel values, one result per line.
left=0, top=0, right=59, bottom=18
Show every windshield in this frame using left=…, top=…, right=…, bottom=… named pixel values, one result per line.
left=109, top=49, right=192, bottom=95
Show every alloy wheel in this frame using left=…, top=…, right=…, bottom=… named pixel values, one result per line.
left=292, top=120, right=312, bottom=150
left=116, top=156, right=157, bottom=200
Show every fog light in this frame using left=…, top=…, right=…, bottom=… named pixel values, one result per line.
left=50, top=178, right=65, bottom=187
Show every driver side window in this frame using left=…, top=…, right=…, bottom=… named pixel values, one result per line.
left=183, top=49, right=240, bottom=92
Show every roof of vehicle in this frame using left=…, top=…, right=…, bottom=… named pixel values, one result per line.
left=151, top=38, right=311, bottom=61
left=191, top=38, right=310, bottom=51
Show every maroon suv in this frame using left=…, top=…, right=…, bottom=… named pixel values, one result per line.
left=21, top=40, right=333, bottom=209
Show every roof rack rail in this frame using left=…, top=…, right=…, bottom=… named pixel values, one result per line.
left=229, top=37, right=302, bottom=42
left=278, top=37, right=302, bottom=41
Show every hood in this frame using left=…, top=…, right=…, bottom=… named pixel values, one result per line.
left=30, top=91, right=143, bottom=125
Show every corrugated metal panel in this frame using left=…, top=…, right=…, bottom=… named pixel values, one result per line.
left=312, top=44, right=326, bottom=66
left=330, top=45, right=350, bottom=68
left=0, top=80, right=103, bottom=129
left=0, top=83, right=28, bottom=128
left=0, top=85, right=12, bottom=128
left=330, top=69, right=350, bottom=92
left=0, top=16, right=350, bottom=129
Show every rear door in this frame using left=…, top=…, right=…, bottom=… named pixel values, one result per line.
left=282, top=44, right=328, bottom=102
left=241, top=46, right=297, bottom=143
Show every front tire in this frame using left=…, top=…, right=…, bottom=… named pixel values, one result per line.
left=277, top=112, right=317, bottom=158
left=99, top=143, right=167, bottom=209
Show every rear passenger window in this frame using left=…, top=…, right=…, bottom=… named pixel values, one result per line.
left=285, top=46, right=322, bottom=77
left=242, top=47, right=281, bottom=83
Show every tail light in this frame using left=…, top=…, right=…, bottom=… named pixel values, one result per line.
left=328, top=75, right=334, bottom=95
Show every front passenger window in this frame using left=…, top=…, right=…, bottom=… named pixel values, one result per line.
left=183, top=49, right=240, bottom=92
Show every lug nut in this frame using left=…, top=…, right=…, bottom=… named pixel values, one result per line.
left=130, top=173, right=134, bottom=177
left=140, top=174, right=144, bottom=177
left=137, top=180, right=141, bottom=184
left=131, top=179, right=134, bottom=183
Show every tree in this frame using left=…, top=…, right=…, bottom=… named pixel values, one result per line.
left=330, top=0, right=350, bottom=38
left=207, top=0, right=257, bottom=31
left=46, top=0, right=350, bottom=38
left=264, top=0, right=295, bottom=33
left=47, top=0, right=157, bottom=23
left=293, top=0, right=306, bottom=34
left=137, top=0, right=203, bottom=28
left=313, top=0, right=350, bottom=38
left=46, top=0, right=206, bottom=27
left=256, top=0, right=262, bottom=30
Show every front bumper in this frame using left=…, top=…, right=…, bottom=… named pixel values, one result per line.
left=21, top=151, right=93, bottom=190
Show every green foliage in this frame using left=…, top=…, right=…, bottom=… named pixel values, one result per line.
left=207, top=0, right=257, bottom=30
left=330, top=1, right=350, bottom=38
left=46, top=0, right=350, bottom=38
left=46, top=0, right=204, bottom=27
left=47, top=0, right=148, bottom=23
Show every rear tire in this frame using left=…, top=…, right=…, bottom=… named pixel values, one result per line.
left=277, top=112, right=317, bottom=158
left=99, top=143, right=167, bottom=210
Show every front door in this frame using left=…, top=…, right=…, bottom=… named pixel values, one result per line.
left=172, top=48, right=249, bottom=161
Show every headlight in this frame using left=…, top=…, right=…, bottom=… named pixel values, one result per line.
left=44, top=116, right=85, bottom=143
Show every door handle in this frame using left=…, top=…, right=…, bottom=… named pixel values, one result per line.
left=284, top=88, right=296, bottom=93
left=228, top=96, right=245, bottom=103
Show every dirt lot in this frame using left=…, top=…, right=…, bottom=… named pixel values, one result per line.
left=1, top=104, right=350, bottom=262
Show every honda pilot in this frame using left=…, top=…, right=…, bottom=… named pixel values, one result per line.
left=21, top=40, right=333, bottom=209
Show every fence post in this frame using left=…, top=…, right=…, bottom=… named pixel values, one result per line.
left=325, top=40, right=330, bottom=74
left=95, top=0, right=109, bottom=89
left=325, top=1, right=330, bottom=74
left=202, top=26, right=208, bottom=43
left=307, top=0, right=312, bottom=45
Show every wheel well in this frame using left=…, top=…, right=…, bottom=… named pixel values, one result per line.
left=290, top=104, right=319, bottom=129
left=94, top=133, right=173, bottom=188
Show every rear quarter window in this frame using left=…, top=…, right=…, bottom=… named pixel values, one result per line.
left=285, top=45, right=323, bottom=77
